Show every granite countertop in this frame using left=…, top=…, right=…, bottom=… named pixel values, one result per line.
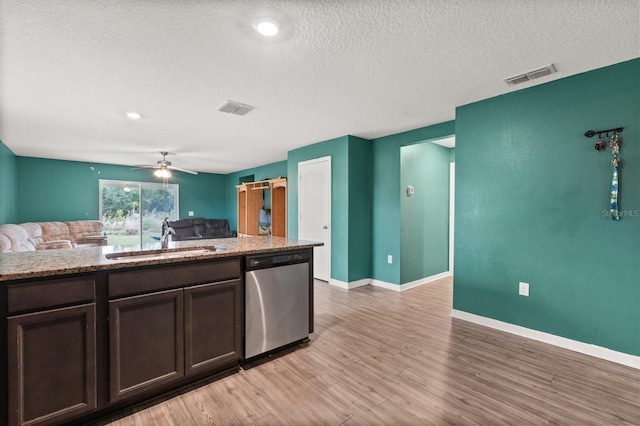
left=0, top=237, right=322, bottom=281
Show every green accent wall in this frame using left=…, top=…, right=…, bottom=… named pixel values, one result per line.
left=288, top=136, right=350, bottom=282
left=0, top=140, right=18, bottom=224
left=454, top=59, right=640, bottom=355
left=287, top=135, right=372, bottom=283
left=400, top=142, right=451, bottom=283
left=223, top=160, right=287, bottom=232
left=371, top=121, right=455, bottom=285
left=347, top=137, right=373, bottom=282
left=16, top=157, right=226, bottom=223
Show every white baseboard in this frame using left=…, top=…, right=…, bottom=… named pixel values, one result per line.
left=369, top=279, right=402, bottom=291
left=450, top=309, right=640, bottom=369
left=329, top=278, right=370, bottom=290
left=371, top=271, right=452, bottom=292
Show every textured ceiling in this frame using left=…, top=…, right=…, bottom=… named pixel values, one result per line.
left=1, top=0, right=638, bottom=174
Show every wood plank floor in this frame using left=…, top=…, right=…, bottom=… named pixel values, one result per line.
left=102, top=277, right=640, bottom=425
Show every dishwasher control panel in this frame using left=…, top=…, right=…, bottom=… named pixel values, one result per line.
left=246, top=251, right=309, bottom=270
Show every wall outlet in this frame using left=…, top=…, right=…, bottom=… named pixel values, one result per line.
left=188, top=211, right=194, bottom=217
left=519, top=282, right=529, bottom=297
left=387, top=255, right=393, bottom=264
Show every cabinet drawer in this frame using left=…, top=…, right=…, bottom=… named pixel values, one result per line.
left=8, top=276, right=96, bottom=314
left=108, top=258, right=241, bottom=298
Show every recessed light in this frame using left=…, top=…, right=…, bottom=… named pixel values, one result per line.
left=126, top=111, right=142, bottom=120
left=254, top=18, right=278, bottom=36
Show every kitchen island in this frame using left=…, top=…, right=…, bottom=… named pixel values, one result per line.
left=0, top=237, right=319, bottom=426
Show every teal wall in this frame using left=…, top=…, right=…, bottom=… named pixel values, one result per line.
left=347, top=137, right=373, bottom=282
left=400, top=142, right=451, bottom=283
left=288, top=136, right=351, bottom=282
left=287, top=135, right=373, bottom=283
left=0, top=140, right=18, bottom=224
left=16, top=157, right=226, bottom=223
left=454, top=59, right=640, bottom=355
left=224, top=160, right=287, bottom=231
left=371, top=122, right=455, bottom=285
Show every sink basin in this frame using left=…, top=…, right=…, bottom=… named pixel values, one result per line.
left=106, top=246, right=227, bottom=261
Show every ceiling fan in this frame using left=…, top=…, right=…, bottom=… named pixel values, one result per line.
left=135, top=152, right=198, bottom=178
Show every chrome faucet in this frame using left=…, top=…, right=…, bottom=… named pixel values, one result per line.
left=162, top=227, right=175, bottom=249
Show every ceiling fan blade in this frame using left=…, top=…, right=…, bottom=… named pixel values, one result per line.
left=167, top=165, right=198, bottom=175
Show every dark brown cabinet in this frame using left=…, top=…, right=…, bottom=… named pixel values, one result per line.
left=0, top=251, right=309, bottom=426
left=107, top=260, right=243, bottom=404
left=109, top=289, right=184, bottom=402
left=184, top=280, right=243, bottom=375
left=7, top=303, right=96, bottom=426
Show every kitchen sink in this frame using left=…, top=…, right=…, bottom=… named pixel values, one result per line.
left=106, top=246, right=227, bottom=261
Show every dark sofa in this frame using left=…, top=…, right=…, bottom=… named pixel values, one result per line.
left=167, top=218, right=237, bottom=240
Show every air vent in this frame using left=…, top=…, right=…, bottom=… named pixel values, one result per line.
left=503, top=64, right=556, bottom=86
left=217, top=100, right=256, bottom=116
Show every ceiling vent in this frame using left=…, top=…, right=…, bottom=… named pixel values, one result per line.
left=217, top=100, right=256, bottom=116
left=503, top=64, right=556, bottom=86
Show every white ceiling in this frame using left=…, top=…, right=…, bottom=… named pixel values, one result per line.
left=1, top=1, right=638, bottom=174
left=431, top=136, right=455, bottom=149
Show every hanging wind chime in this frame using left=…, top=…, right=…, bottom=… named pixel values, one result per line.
left=585, top=126, right=624, bottom=220
left=609, top=133, right=621, bottom=220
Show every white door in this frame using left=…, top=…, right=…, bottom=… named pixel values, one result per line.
left=298, top=156, right=331, bottom=281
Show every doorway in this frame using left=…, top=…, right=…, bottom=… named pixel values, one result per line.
left=298, top=156, right=331, bottom=281
left=399, top=138, right=454, bottom=283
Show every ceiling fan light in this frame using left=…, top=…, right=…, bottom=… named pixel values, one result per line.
left=154, top=168, right=171, bottom=178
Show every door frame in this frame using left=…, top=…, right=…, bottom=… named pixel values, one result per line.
left=449, top=162, right=455, bottom=274
left=298, top=156, right=332, bottom=281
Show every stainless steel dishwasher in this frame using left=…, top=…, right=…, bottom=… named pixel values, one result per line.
left=245, top=251, right=310, bottom=359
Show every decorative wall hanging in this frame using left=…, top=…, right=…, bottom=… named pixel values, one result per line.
left=584, top=127, right=624, bottom=220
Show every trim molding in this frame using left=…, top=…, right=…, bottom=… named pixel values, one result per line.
left=329, top=278, right=370, bottom=290
left=369, top=279, right=402, bottom=291
left=450, top=309, right=640, bottom=369
left=371, top=271, right=452, bottom=292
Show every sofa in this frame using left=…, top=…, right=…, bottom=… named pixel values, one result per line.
left=167, top=218, right=236, bottom=241
left=0, top=220, right=106, bottom=253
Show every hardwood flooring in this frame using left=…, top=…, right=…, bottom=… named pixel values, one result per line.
left=102, top=277, right=640, bottom=425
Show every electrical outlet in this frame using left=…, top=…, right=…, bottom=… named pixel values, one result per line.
left=519, top=282, right=529, bottom=297
left=188, top=211, right=194, bottom=217
left=387, top=255, right=393, bottom=264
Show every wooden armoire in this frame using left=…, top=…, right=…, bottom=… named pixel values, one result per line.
left=236, top=178, right=287, bottom=237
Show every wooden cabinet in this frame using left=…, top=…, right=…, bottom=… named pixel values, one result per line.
left=107, top=259, right=243, bottom=403
left=237, top=178, right=287, bottom=237
left=7, top=303, right=96, bottom=426
left=109, top=289, right=184, bottom=402
left=184, top=280, right=243, bottom=375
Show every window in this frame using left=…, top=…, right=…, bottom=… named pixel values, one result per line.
left=99, top=180, right=179, bottom=247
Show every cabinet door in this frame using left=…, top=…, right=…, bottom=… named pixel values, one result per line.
left=184, top=279, right=242, bottom=375
left=7, top=304, right=96, bottom=426
left=109, top=289, right=184, bottom=402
